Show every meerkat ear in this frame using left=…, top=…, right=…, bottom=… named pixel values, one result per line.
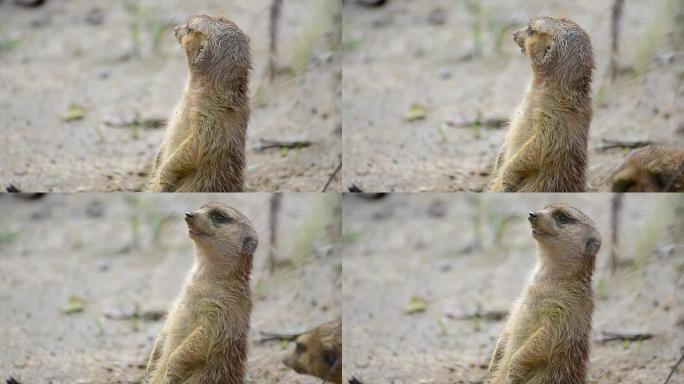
left=584, top=237, right=600, bottom=256
left=241, top=236, right=258, bottom=255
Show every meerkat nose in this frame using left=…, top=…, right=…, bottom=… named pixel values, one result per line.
left=185, top=212, right=194, bottom=220
left=528, top=212, right=538, bottom=221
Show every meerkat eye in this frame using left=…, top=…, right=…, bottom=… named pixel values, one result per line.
left=527, top=26, right=533, bottom=34
left=555, top=212, right=573, bottom=224
left=649, top=172, right=667, bottom=190
left=295, top=342, right=306, bottom=353
left=211, top=211, right=232, bottom=224
left=611, top=178, right=633, bottom=192
left=323, top=348, right=337, bottom=367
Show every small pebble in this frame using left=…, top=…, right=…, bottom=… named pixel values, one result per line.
left=95, top=67, right=110, bottom=79
left=438, top=68, right=452, bottom=79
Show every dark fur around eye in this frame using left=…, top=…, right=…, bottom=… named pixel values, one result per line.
left=323, top=349, right=338, bottom=367
left=649, top=172, right=667, bottom=190
left=295, top=342, right=306, bottom=353
left=611, top=178, right=633, bottom=192
left=554, top=211, right=574, bottom=225
left=211, top=210, right=231, bottom=224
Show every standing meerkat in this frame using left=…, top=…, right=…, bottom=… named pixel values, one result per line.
left=282, top=319, right=342, bottom=384
left=148, top=14, right=251, bottom=192
left=611, top=146, right=684, bottom=192
left=490, top=17, right=594, bottom=192
left=485, top=203, right=601, bottom=384
left=145, top=203, right=258, bottom=384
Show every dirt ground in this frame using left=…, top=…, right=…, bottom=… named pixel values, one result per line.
left=342, top=193, right=684, bottom=383
left=342, top=0, right=684, bottom=192
left=0, top=0, right=341, bottom=192
left=0, top=193, right=341, bottom=383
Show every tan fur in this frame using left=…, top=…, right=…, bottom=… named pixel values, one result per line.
left=611, top=146, right=684, bottom=192
left=148, top=15, right=251, bottom=192
left=283, top=320, right=342, bottom=384
left=486, top=203, right=601, bottom=384
left=145, top=203, right=258, bottom=384
left=490, top=17, right=594, bottom=192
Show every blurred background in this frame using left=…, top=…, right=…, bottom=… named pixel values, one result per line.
left=342, top=0, right=684, bottom=192
left=0, top=193, right=341, bottom=383
left=343, top=193, right=684, bottom=383
left=0, top=0, right=341, bottom=192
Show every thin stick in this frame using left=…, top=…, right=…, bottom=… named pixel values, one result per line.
left=257, top=330, right=300, bottom=343
left=255, top=139, right=312, bottom=151
left=598, top=139, right=654, bottom=150
left=664, top=353, right=684, bottom=384
left=322, top=158, right=342, bottom=192
left=598, top=331, right=654, bottom=343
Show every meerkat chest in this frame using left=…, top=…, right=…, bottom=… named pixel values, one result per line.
left=505, top=100, right=537, bottom=155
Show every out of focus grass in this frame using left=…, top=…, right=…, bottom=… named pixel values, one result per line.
left=290, top=0, right=339, bottom=73
left=633, top=0, right=681, bottom=73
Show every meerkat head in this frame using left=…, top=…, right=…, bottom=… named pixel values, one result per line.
left=611, top=147, right=683, bottom=192
left=611, top=163, right=667, bottom=192
left=184, top=203, right=258, bottom=263
left=283, top=326, right=340, bottom=382
left=513, top=16, right=594, bottom=86
left=527, top=203, right=601, bottom=264
left=174, top=14, right=251, bottom=89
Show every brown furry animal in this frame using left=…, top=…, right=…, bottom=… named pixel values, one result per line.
left=283, top=319, right=342, bottom=384
left=145, top=203, right=258, bottom=384
left=485, top=203, right=601, bottom=384
left=490, top=17, right=594, bottom=192
left=611, top=146, right=684, bottom=192
left=148, top=15, right=251, bottom=192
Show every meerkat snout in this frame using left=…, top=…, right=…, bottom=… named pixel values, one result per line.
left=527, top=212, right=537, bottom=221
left=174, top=24, right=187, bottom=41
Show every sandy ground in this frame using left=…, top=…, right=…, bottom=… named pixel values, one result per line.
left=342, top=0, right=684, bottom=192
left=0, top=193, right=341, bottom=383
left=0, top=0, right=341, bottom=192
left=342, top=193, right=684, bottom=383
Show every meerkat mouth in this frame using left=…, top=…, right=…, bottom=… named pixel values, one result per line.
left=530, top=225, right=550, bottom=238
left=188, top=227, right=210, bottom=237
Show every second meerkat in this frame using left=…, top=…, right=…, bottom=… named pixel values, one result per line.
left=490, top=17, right=595, bottom=192
left=283, top=319, right=342, bottom=384
left=148, top=15, right=251, bottom=192
left=145, top=203, right=258, bottom=384
left=485, top=203, right=601, bottom=384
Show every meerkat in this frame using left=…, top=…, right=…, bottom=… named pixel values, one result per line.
left=485, top=203, right=601, bottom=384
left=148, top=14, right=251, bottom=192
left=145, top=203, right=258, bottom=384
left=490, top=17, right=594, bottom=192
left=611, top=145, right=684, bottom=192
left=283, top=319, right=342, bottom=384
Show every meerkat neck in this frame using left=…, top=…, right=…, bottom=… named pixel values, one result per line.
left=191, top=247, right=253, bottom=287
left=532, top=74, right=592, bottom=102
left=187, top=73, right=249, bottom=108
left=534, top=248, right=594, bottom=289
